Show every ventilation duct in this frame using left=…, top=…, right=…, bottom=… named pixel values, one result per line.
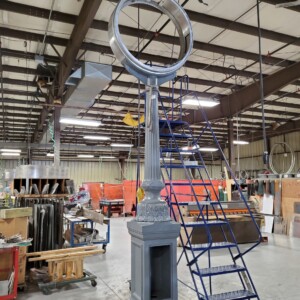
left=40, top=62, right=112, bottom=143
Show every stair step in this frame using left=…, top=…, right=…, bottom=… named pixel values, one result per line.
left=171, top=201, right=219, bottom=206
left=183, top=220, right=227, bottom=227
left=185, top=241, right=236, bottom=251
left=207, top=290, right=257, bottom=300
left=171, top=192, right=208, bottom=197
left=160, top=133, right=192, bottom=139
left=192, top=264, right=246, bottom=277
left=161, top=164, right=205, bottom=169
left=159, top=120, right=188, bottom=129
left=165, top=182, right=211, bottom=186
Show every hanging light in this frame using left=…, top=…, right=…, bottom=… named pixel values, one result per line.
left=0, top=149, right=21, bottom=153
left=100, top=156, right=116, bottom=159
left=111, top=143, right=133, bottom=147
left=1, top=152, right=20, bottom=156
left=182, top=95, right=219, bottom=107
left=77, top=154, right=94, bottom=158
left=200, top=147, right=218, bottom=152
left=46, top=153, right=54, bottom=157
left=60, top=118, right=102, bottom=127
left=160, top=157, right=175, bottom=161
left=84, top=136, right=111, bottom=140
left=233, top=140, right=249, bottom=145
left=181, top=145, right=218, bottom=153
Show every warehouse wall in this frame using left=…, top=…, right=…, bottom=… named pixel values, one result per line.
left=4, top=131, right=299, bottom=188
left=2, top=159, right=222, bottom=188
left=224, top=131, right=300, bottom=175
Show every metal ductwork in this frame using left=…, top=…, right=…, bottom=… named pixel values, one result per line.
left=40, top=62, right=112, bottom=143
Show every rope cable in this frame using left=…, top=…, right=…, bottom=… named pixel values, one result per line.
left=256, top=0, right=268, bottom=166
left=136, top=4, right=141, bottom=207
left=0, top=37, right=6, bottom=142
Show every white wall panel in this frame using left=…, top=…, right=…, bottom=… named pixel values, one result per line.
left=2, top=159, right=19, bottom=170
left=237, top=140, right=264, bottom=158
left=31, top=160, right=122, bottom=188
left=3, top=131, right=300, bottom=189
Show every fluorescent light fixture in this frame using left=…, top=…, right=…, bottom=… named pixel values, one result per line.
left=84, top=135, right=111, bottom=141
left=60, top=118, right=101, bottom=127
left=1, top=152, right=20, bottom=156
left=110, top=143, right=133, bottom=147
left=199, top=147, right=218, bottom=152
left=233, top=140, right=249, bottom=145
left=100, top=156, right=116, bottom=159
left=180, top=152, right=193, bottom=155
left=181, top=145, right=199, bottom=151
left=160, top=157, right=175, bottom=161
left=46, top=153, right=54, bottom=157
left=180, top=145, right=218, bottom=153
left=77, top=154, right=94, bottom=158
left=182, top=96, right=219, bottom=107
left=0, top=149, right=21, bottom=153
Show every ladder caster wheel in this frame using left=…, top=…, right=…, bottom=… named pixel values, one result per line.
left=102, top=244, right=107, bottom=253
left=91, top=280, right=97, bottom=287
left=42, top=288, right=52, bottom=295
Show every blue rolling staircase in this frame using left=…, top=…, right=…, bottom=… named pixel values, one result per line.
left=158, top=76, right=262, bottom=300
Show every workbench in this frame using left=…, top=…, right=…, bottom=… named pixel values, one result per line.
left=99, top=199, right=124, bottom=217
left=64, top=214, right=110, bottom=251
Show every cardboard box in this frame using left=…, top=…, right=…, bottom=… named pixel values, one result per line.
left=179, top=205, right=189, bottom=217
left=178, top=216, right=196, bottom=247
left=0, top=217, right=28, bottom=238
left=0, top=208, right=32, bottom=219
left=83, top=209, right=104, bottom=224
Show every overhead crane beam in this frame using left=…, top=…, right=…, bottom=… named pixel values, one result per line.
left=184, top=60, right=300, bottom=124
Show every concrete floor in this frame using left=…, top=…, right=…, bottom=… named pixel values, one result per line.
left=19, top=217, right=300, bottom=300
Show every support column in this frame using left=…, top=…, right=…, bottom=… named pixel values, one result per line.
left=227, top=118, right=236, bottom=177
left=127, top=81, right=180, bottom=300
left=135, top=82, right=170, bottom=222
left=54, top=107, right=61, bottom=167
left=27, top=147, right=32, bottom=165
left=119, top=158, right=125, bottom=180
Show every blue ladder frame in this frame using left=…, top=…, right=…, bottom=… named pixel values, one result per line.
left=157, top=76, right=261, bottom=300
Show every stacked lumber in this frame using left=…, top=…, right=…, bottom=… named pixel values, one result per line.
left=26, top=246, right=103, bottom=282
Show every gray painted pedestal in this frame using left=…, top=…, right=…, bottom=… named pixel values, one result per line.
left=127, top=220, right=180, bottom=300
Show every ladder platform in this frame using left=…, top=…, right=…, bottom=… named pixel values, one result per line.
left=185, top=241, right=236, bottom=251
left=160, top=133, right=192, bottom=139
left=165, top=182, right=211, bottom=186
left=159, top=119, right=188, bottom=129
left=192, top=264, right=245, bottom=277
left=161, top=164, right=205, bottom=169
left=183, top=220, right=227, bottom=227
left=171, top=201, right=219, bottom=206
left=207, top=289, right=257, bottom=300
